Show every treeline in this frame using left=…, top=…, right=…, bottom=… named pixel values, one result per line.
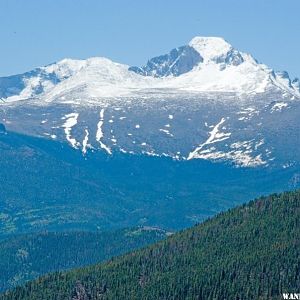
left=2, top=190, right=299, bottom=299
left=0, top=227, right=167, bottom=292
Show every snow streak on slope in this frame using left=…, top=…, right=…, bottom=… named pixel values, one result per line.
left=82, top=129, right=91, bottom=155
left=188, top=118, right=231, bottom=160
left=62, top=113, right=80, bottom=148
left=187, top=117, right=268, bottom=167
left=96, top=109, right=111, bottom=154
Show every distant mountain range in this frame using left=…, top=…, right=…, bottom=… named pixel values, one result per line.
left=1, top=36, right=300, bottom=168
left=1, top=37, right=299, bottom=100
left=2, top=190, right=299, bottom=300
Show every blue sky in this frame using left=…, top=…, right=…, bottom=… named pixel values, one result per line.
left=0, top=0, right=299, bottom=78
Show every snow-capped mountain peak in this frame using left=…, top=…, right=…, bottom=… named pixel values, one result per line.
left=189, top=36, right=233, bottom=62
left=1, top=36, right=300, bottom=103
left=1, top=36, right=300, bottom=169
left=43, top=58, right=86, bottom=79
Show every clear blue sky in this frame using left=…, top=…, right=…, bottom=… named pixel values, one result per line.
left=0, top=0, right=299, bottom=78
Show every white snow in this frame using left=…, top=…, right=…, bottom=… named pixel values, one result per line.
left=159, top=128, right=174, bottom=137
left=143, top=150, right=160, bottom=157
left=62, top=113, right=80, bottom=148
left=255, top=139, right=265, bottom=150
left=96, top=109, right=112, bottom=154
left=82, top=129, right=91, bottom=155
left=237, top=107, right=259, bottom=121
left=189, top=37, right=232, bottom=62
left=189, top=136, right=267, bottom=167
left=4, top=36, right=300, bottom=104
left=120, top=148, right=127, bottom=153
left=188, top=117, right=231, bottom=160
left=271, top=102, right=288, bottom=112
left=194, top=149, right=266, bottom=167
left=230, top=140, right=253, bottom=151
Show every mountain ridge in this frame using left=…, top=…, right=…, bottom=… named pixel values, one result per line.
left=2, top=190, right=299, bottom=299
left=1, top=36, right=299, bottom=103
left=0, top=227, right=168, bottom=292
left=1, top=36, right=300, bottom=168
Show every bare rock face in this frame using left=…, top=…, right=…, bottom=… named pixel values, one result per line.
left=129, top=45, right=203, bottom=77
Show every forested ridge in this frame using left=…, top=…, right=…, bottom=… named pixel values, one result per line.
left=0, top=227, right=167, bottom=292
left=1, top=190, right=299, bottom=299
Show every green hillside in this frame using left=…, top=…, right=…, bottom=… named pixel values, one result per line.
left=2, top=190, right=299, bottom=299
left=0, top=227, right=167, bottom=292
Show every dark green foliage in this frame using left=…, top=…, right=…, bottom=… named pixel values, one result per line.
left=2, top=191, right=299, bottom=299
left=0, top=227, right=167, bottom=292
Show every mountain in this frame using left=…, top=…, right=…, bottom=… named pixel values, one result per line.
left=2, top=190, right=299, bottom=300
left=1, top=36, right=300, bottom=168
left=1, top=37, right=300, bottom=238
left=1, top=129, right=299, bottom=239
left=0, top=227, right=168, bottom=292
left=1, top=37, right=299, bottom=100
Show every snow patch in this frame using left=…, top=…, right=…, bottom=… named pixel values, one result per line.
left=159, top=128, right=174, bottom=137
left=192, top=148, right=266, bottom=167
left=96, top=109, right=112, bottom=154
left=62, top=113, right=80, bottom=148
left=271, top=102, right=288, bottom=112
left=82, top=129, right=91, bottom=155
left=189, top=37, right=232, bottom=62
left=188, top=117, right=231, bottom=160
left=237, top=107, right=259, bottom=121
